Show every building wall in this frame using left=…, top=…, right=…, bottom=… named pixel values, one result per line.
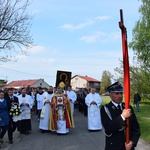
left=31, top=79, right=49, bottom=88
left=6, top=79, right=50, bottom=89
left=71, top=77, right=87, bottom=90
left=71, top=77, right=101, bottom=92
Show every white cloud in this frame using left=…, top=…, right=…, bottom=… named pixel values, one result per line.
left=31, top=9, right=41, bottom=15
left=16, top=45, right=47, bottom=56
left=28, top=45, right=47, bottom=54
left=31, top=58, right=55, bottom=65
left=95, top=16, right=111, bottom=21
left=80, top=32, right=120, bottom=43
left=14, top=45, right=56, bottom=65
left=59, top=20, right=94, bottom=31
left=47, top=58, right=55, bottom=64
left=15, top=55, right=27, bottom=60
left=14, top=45, right=47, bottom=61
left=80, top=32, right=106, bottom=43
left=80, top=34, right=101, bottom=43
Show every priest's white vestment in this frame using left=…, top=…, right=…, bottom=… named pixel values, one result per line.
left=39, top=92, right=53, bottom=130
left=85, top=93, right=102, bottom=130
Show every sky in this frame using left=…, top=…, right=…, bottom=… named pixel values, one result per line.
left=0, top=0, right=141, bottom=86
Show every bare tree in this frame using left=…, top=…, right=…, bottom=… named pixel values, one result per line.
left=0, top=0, right=33, bottom=62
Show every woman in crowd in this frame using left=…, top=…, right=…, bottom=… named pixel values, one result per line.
left=0, top=90, right=9, bottom=143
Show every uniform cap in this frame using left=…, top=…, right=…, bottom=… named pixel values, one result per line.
left=107, top=82, right=123, bottom=93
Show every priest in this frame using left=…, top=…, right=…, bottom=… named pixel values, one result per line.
left=39, top=86, right=54, bottom=132
left=49, top=86, right=74, bottom=134
left=85, top=87, right=102, bottom=131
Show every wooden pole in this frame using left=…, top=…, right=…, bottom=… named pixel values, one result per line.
left=119, top=9, right=130, bottom=144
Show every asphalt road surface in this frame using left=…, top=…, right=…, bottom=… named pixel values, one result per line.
left=1, top=109, right=150, bottom=150
left=9, top=109, right=105, bottom=150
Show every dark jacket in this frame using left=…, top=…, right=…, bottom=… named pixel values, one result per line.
left=101, top=101, right=140, bottom=150
left=5, top=95, right=19, bottom=112
left=134, top=93, right=141, bottom=104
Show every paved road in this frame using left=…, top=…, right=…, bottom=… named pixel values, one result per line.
left=7, top=109, right=105, bottom=150
left=1, top=109, right=150, bottom=150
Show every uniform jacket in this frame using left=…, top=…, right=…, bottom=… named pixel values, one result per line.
left=101, top=101, right=140, bottom=150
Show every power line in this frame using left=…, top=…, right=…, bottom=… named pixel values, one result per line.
left=0, top=66, right=55, bottom=78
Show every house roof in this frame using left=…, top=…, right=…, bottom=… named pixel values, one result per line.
left=7, top=79, right=39, bottom=88
left=72, top=75, right=100, bottom=82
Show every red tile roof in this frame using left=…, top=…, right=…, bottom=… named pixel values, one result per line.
left=72, top=75, right=100, bottom=82
left=7, top=79, right=39, bottom=88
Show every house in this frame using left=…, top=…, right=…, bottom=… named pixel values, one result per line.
left=0, top=79, right=8, bottom=89
left=71, top=75, right=101, bottom=92
left=7, top=79, right=49, bottom=89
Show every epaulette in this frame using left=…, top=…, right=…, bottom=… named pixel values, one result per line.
left=104, top=104, right=112, bottom=120
left=102, top=104, right=113, bottom=137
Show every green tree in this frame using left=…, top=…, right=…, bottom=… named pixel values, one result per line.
left=129, top=0, right=150, bottom=67
left=129, top=0, right=150, bottom=99
left=0, top=0, right=33, bottom=62
left=114, top=59, right=150, bottom=100
left=130, top=61, right=150, bottom=99
left=100, top=70, right=112, bottom=93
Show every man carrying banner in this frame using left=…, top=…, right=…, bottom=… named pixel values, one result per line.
left=100, top=82, right=140, bottom=150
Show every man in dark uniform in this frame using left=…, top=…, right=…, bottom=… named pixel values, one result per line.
left=101, top=82, right=140, bottom=150
left=5, top=88, right=19, bottom=144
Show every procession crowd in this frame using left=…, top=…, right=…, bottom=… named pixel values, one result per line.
left=0, top=82, right=140, bottom=150
left=0, top=85, right=102, bottom=144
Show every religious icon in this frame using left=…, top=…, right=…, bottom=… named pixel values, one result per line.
left=55, top=70, right=72, bottom=90
left=57, top=97, right=63, bottom=105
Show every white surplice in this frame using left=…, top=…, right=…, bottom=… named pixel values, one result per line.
left=85, top=93, right=102, bottom=130
left=18, top=94, right=32, bottom=120
left=39, top=92, right=53, bottom=130
left=36, top=93, right=45, bottom=110
left=66, top=90, right=77, bottom=115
